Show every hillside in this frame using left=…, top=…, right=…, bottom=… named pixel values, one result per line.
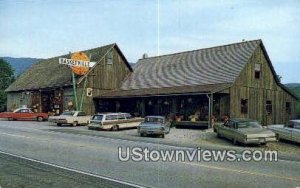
left=285, top=83, right=300, bottom=118
left=1, top=57, right=41, bottom=76
left=285, top=83, right=300, bottom=96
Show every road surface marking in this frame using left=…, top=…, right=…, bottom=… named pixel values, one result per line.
left=0, top=150, right=147, bottom=188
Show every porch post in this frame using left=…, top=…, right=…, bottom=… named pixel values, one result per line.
left=171, top=97, right=177, bottom=113
left=141, top=98, right=145, bottom=117
left=207, top=93, right=214, bottom=128
left=210, top=93, right=214, bottom=128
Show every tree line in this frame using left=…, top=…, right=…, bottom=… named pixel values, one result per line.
left=0, top=58, right=15, bottom=112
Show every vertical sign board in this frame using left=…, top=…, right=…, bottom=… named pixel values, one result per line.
left=59, top=52, right=96, bottom=111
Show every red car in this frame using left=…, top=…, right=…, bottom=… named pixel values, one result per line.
left=0, top=108, right=48, bottom=121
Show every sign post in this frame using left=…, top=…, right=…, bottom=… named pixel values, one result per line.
left=72, top=71, right=79, bottom=110
left=59, top=52, right=96, bottom=111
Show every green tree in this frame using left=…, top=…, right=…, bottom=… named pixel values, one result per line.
left=0, top=58, right=15, bottom=112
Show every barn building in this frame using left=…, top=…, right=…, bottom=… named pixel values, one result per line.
left=5, top=43, right=132, bottom=115
left=94, top=39, right=298, bottom=126
left=5, top=39, right=298, bottom=126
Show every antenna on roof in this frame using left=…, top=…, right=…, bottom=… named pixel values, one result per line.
left=142, top=53, right=148, bottom=59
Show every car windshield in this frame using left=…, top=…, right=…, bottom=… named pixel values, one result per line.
left=62, top=111, right=75, bottom=116
left=13, top=108, right=21, bottom=113
left=238, top=121, right=262, bottom=128
left=144, top=117, right=164, bottom=123
left=92, top=115, right=103, bottom=121
left=287, top=121, right=300, bottom=129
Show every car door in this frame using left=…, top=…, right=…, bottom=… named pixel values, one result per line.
left=17, top=109, right=32, bottom=120
left=218, top=122, right=233, bottom=139
left=27, top=109, right=37, bottom=119
left=77, top=112, right=88, bottom=124
left=278, top=122, right=293, bottom=140
left=216, top=124, right=226, bottom=137
left=117, top=114, right=126, bottom=128
left=105, top=115, right=118, bottom=127
left=224, top=122, right=237, bottom=140
left=291, top=123, right=300, bottom=143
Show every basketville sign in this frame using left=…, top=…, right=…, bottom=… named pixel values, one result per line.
left=58, top=51, right=96, bottom=110
left=58, top=58, right=96, bottom=68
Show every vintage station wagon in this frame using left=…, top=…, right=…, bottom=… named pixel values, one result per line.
left=88, top=113, right=144, bottom=131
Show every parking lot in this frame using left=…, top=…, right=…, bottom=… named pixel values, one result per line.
left=46, top=121, right=300, bottom=160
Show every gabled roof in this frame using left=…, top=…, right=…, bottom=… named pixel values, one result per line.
left=258, top=42, right=299, bottom=100
left=99, top=39, right=298, bottom=99
left=120, top=40, right=261, bottom=91
left=6, top=43, right=132, bottom=92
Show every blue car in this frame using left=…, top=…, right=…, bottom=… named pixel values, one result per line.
left=137, top=116, right=171, bottom=138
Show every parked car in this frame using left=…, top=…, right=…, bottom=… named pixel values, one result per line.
left=137, top=116, right=171, bottom=138
left=48, top=111, right=91, bottom=126
left=268, top=120, right=300, bottom=144
left=88, top=113, right=144, bottom=131
left=0, top=107, right=48, bottom=121
left=214, top=118, right=277, bottom=145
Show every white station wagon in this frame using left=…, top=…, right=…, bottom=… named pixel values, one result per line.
left=88, top=113, right=144, bottom=131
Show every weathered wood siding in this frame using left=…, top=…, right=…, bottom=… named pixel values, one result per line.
left=230, top=45, right=296, bottom=125
left=78, top=47, right=131, bottom=115
left=6, top=92, right=32, bottom=111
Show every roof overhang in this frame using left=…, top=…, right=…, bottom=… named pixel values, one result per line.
left=94, top=83, right=232, bottom=99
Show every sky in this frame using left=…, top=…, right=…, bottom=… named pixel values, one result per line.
left=0, top=0, right=299, bottom=83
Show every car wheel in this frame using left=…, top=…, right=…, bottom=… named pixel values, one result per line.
left=276, top=134, right=280, bottom=141
left=161, top=134, right=165, bottom=138
left=140, top=133, right=145, bottom=137
left=37, top=116, right=43, bottom=122
left=216, top=132, right=222, bottom=138
left=57, top=123, right=62, bottom=126
left=72, top=122, right=78, bottom=127
left=8, top=117, right=14, bottom=121
left=111, top=125, right=119, bottom=131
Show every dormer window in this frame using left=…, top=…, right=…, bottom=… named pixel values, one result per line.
left=107, top=50, right=113, bottom=65
left=254, top=63, right=261, bottom=79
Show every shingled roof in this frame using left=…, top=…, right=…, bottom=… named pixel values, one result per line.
left=98, top=40, right=261, bottom=98
left=6, top=43, right=131, bottom=92
left=121, top=40, right=260, bottom=90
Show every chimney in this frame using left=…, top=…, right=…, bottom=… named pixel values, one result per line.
left=142, top=53, right=148, bottom=59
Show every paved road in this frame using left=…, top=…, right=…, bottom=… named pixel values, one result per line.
left=0, top=152, right=134, bottom=188
left=0, top=120, right=299, bottom=188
